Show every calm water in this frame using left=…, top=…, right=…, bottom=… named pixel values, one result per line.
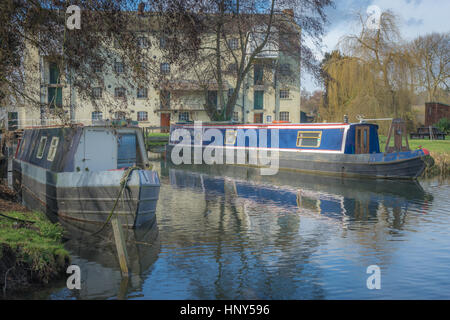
left=20, top=160, right=450, bottom=299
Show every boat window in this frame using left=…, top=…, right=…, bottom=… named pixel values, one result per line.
left=296, top=131, right=322, bottom=148
left=225, top=130, right=237, bottom=145
left=117, top=133, right=137, bottom=169
left=47, top=137, right=59, bottom=161
left=36, top=136, right=47, bottom=159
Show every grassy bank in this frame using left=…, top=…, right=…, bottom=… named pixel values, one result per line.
left=146, top=132, right=170, bottom=148
left=0, top=188, right=69, bottom=295
left=379, top=136, right=449, bottom=177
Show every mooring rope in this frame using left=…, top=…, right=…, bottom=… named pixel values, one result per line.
left=0, top=212, right=36, bottom=224
left=91, top=166, right=139, bottom=236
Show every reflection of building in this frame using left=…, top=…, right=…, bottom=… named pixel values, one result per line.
left=8, top=11, right=302, bottom=129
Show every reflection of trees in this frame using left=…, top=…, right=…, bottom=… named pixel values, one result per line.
left=158, top=163, right=433, bottom=298
left=162, top=169, right=327, bottom=299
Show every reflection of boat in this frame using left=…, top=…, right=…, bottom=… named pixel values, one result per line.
left=167, top=121, right=432, bottom=179
left=13, top=124, right=160, bottom=227
left=166, top=163, right=432, bottom=221
left=59, top=219, right=160, bottom=299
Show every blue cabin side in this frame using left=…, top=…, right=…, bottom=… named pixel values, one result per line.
left=344, top=124, right=380, bottom=154
left=170, top=123, right=381, bottom=154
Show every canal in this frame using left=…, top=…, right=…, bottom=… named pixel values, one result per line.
left=17, top=160, right=450, bottom=299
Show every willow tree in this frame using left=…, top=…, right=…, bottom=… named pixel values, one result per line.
left=319, top=50, right=379, bottom=122
left=320, top=10, right=417, bottom=131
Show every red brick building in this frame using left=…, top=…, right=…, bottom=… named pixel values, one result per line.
left=425, top=102, right=450, bottom=126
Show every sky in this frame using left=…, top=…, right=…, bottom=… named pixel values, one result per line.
left=302, top=0, right=450, bottom=93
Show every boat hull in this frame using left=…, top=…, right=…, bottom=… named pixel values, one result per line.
left=12, top=159, right=160, bottom=228
left=166, top=144, right=429, bottom=179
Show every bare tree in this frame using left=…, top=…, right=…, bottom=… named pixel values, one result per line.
left=149, top=0, right=333, bottom=121
left=0, top=0, right=153, bottom=124
left=409, top=32, right=450, bottom=102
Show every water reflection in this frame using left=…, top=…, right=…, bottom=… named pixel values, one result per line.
left=24, top=160, right=448, bottom=299
left=149, top=162, right=435, bottom=299
left=163, top=163, right=432, bottom=228
left=49, top=220, right=160, bottom=300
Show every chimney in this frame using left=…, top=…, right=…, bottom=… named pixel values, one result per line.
left=282, top=9, right=294, bottom=18
left=138, top=2, right=145, bottom=16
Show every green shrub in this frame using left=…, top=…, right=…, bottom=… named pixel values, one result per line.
left=434, top=118, right=450, bottom=134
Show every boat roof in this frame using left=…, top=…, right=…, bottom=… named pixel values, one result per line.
left=23, top=123, right=140, bottom=130
left=172, top=122, right=378, bottom=128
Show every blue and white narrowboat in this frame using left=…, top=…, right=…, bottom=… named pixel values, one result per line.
left=167, top=121, right=432, bottom=179
left=13, top=123, right=160, bottom=227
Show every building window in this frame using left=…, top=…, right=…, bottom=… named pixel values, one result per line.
left=114, top=87, right=126, bottom=99
left=232, top=111, right=239, bottom=122
left=48, top=62, right=62, bottom=108
left=254, top=64, right=264, bottom=85
left=160, top=90, right=170, bottom=109
left=279, top=33, right=290, bottom=51
left=137, top=87, right=148, bottom=98
left=92, top=62, right=102, bottom=73
left=36, top=136, right=47, bottom=159
left=47, top=137, right=59, bottom=162
left=114, top=61, right=124, bottom=73
left=228, top=88, right=235, bottom=98
left=228, top=63, right=237, bottom=73
left=114, top=111, right=127, bottom=120
left=254, top=90, right=264, bottom=109
left=207, top=90, right=218, bottom=109
left=48, top=87, right=62, bottom=108
left=254, top=113, right=263, bottom=123
left=137, top=36, right=148, bottom=49
left=280, top=89, right=290, bottom=99
left=93, top=87, right=102, bottom=99
left=279, top=111, right=290, bottom=121
left=7, top=112, right=18, bottom=131
left=228, top=38, right=239, bottom=50
left=137, top=111, right=148, bottom=122
left=280, top=63, right=291, bottom=75
left=160, top=36, right=167, bottom=49
left=160, top=62, right=170, bottom=74
left=92, top=111, right=103, bottom=121
left=49, top=62, right=60, bottom=84
left=296, top=131, right=322, bottom=148
left=266, top=115, right=272, bottom=123
left=178, top=111, right=189, bottom=122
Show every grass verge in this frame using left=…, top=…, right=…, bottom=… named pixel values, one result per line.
left=0, top=209, right=70, bottom=295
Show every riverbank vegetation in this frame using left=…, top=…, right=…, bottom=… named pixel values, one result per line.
left=0, top=185, right=69, bottom=295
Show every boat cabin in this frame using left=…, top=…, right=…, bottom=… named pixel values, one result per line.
left=15, top=125, right=149, bottom=172
left=169, top=122, right=381, bottom=154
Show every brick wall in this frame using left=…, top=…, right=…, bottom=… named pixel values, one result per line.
left=425, top=102, right=450, bottom=126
